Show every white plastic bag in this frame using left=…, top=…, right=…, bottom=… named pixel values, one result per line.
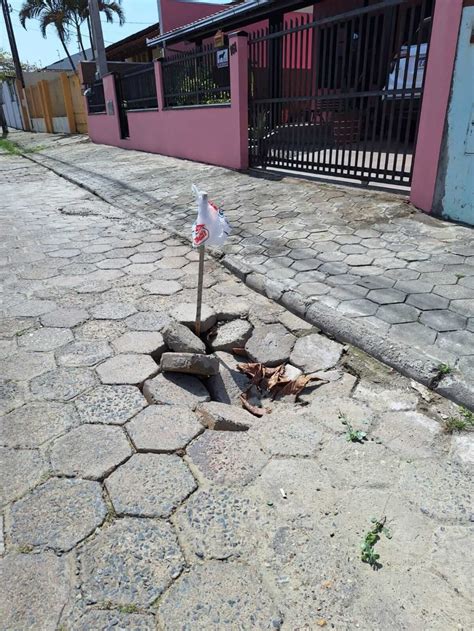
left=191, top=184, right=231, bottom=248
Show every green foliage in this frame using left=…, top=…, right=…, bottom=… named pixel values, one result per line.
left=444, top=406, right=474, bottom=433
left=0, top=48, right=37, bottom=80
left=167, top=60, right=229, bottom=107
left=0, top=139, right=43, bottom=154
left=437, top=363, right=452, bottom=375
left=339, top=411, right=367, bottom=443
left=118, top=604, right=139, bottom=614
left=360, top=517, right=391, bottom=569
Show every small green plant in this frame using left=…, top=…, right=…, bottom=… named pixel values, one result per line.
left=361, top=517, right=391, bottom=569
left=437, top=363, right=452, bottom=375
left=18, top=544, right=34, bottom=553
left=339, top=411, right=367, bottom=443
left=0, top=138, right=44, bottom=155
left=118, top=604, right=139, bottom=614
left=444, top=406, right=474, bottom=433
left=455, top=274, right=465, bottom=280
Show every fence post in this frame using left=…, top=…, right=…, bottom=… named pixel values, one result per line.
left=154, top=60, right=165, bottom=110
left=39, top=80, right=53, bottom=133
left=15, top=79, right=31, bottom=131
left=60, top=72, right=76, bottom=134
left=229, top=32, right=249, bottom=170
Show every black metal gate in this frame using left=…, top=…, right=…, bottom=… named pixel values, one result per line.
left=248, top=0, right=434, bottom=186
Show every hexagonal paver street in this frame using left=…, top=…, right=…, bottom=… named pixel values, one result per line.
left=0, top=133, right=472, bottom=630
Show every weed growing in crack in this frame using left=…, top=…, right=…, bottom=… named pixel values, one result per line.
left=339, top=411, right=367, bottom=443
left=17, top=544, right=34, bottom=553
left=445, top=407, right=474, bottom=433
left=360, top=517, right=391, bottom=569
left=118, top=604, right=139, bottom=614
left=437, top=363, right=452, bottom=375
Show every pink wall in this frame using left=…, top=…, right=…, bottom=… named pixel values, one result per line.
left=159, top=0, right=227, bottom=35
left=410, top=0, right=463, bottom=213
left=86, top=34, right=248, bottom=171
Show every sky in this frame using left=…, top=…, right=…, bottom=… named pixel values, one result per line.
left=1, top=0, right=160, bottom=68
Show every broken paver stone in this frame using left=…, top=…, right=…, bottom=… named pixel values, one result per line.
left=161, top=352, right=219, bottom=376
left=196, top=401, right=255, bottom=431
left=162, top=321, right=206, bottom=354
left=210, top=319, right=253, bottom=352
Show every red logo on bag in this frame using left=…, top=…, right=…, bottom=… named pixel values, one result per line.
left=193, top=224, right=209, bottom=246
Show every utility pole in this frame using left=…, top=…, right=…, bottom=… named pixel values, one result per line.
left=88, top=0, right=107, bottom=77
left=1, top=0, right=24, bottom=87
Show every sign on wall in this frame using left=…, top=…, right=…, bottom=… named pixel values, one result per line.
left=216, top=49, right=229, bottom=68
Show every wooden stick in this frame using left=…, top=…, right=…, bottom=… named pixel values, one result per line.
left=195, top=245, right=205, bottom=337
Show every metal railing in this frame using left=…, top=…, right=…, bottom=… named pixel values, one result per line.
left=162, top=45, right=231, bottom=108
left=119, top=64, right=158, bottom=110
left=86, top=80, right=106, bottom=114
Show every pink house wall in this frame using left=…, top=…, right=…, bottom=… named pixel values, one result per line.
left=86, top=34, right=248, bottom=171
left=410, top=0, right=464, bottom=213
left=159, top=0, right=228, bottom=35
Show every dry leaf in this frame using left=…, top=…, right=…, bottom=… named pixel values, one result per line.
left=240, top=393, right=267, bottom=417
left=316, top=619, right=327, bottom=627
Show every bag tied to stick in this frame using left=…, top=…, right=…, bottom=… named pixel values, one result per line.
left=191, top=184, right=231, bottom=247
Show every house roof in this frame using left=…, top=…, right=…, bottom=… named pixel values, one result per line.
left=43, top=22, right=160, bottom=70
left=147, top=0, right=271, bottom=46
left=147, top=0, right=312, bottom=46
left=43, top=49, right=93, bottom=71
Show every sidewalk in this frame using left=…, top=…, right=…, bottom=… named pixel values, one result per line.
left=1, top=143, right=473, bottom=630
left=11, top=130, right=474, bottom=408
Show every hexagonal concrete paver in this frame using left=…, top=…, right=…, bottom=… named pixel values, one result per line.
left=50, top=425, right=132, bottom=479
left=1, top=401, right=79, bottom=448
left=143, top=372, right=210, bottom=407
left=90, top=302, right=137, bottom=320
left=96, top=354, right=158, bottom=385
left=126, top=405, right=202, bottom=452
left=30, top=368, right=97, bottom=401
left=6, top=299, right=57, bottom=318
left=142, top=279, right=182, bottom=295
left=420, top=310, right=467, bottom=332
left=80, top=518, right=184, bottom=608
left=186, top=431, right=268, bottom=486
left=75, top=384, right=147, bottom=425
left=377, top=303, right=420, bottom=324
left=74, top=611, right=156, bottom=631
left=245, top=323, right=296, bottom=366
left=125, top=311, right=171, bottom=331
left=10, top=478, right=107, bottom=551
left=174, top=487, right=268, bottom=560
left=248, top=412, right=323, bottom=457
left=105, top=453, right=197, bottom=517
left=0, top=553, right=71, bottom=631
left=1, top=351, right=56, bottom=381
left=56, top=340, right=113, bottom=367
left=40, top=307, right=89, bottom=328
left=374, top=411, right=443, bottom=459
left=0, top=447, right=48, bottom=506
left=398, top=459, right=473, bottom=522
left=289, top=332, right=343, bottom=372
left=17, top=327, right=74, bottom=351
left=366, top=288, right=406, bottom=305
left=338, top=298, right=378, bottom=317
left=0, top=379, right=28, bottom=416
left=112, top=331, right=166, bottom=355
left=157, top=561, right=282, bottom=630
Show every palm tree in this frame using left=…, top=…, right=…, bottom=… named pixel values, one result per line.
left=19, top=0, right=77, bottom=72
left=67, top=0, right=125, bottom=61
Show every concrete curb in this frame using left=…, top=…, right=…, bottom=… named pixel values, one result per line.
left=24, top=152, right=473, bottom=411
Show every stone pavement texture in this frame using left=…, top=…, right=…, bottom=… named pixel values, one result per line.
left=10, top=130, right=474, bottom=408
left=0, top=138, right=473, bottom=630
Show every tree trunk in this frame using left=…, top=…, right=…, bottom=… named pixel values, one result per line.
left=76, top=20, right=88, bottom=60
left=0, top=105, right=8, bottom=136
left=87, top=17, right=95, bottom=60
left=59, top=34, right=77, bottom=74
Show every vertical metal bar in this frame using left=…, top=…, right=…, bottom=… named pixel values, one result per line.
left=195, top=245, right=205, bottom=337
left=391, top=3, right=416, bottom=183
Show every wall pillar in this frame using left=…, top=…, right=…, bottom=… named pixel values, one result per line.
left=154, top=59, right=165, bottom=110
left=410, top=0, right=464, bottom=213
left=60, top=73, right=76, bottom=133
left=229, top=32, right=249, bottom=170
left=39, top=80, right=53, bottom=133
